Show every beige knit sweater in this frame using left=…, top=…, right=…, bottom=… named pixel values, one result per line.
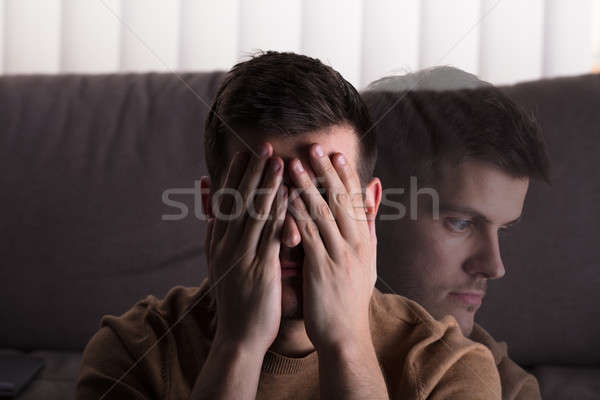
left=77, top=282, right=501, bottom=399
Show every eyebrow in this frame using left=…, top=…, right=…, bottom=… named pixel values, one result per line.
left=439, top=203, right=522, bottom=227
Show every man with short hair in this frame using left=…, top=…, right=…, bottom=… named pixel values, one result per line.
left=77, top=53, right=501, bottom=399
left=362, top=66, right=548, bottom=400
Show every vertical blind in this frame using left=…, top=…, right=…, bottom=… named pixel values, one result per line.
left=0, top=0, right=597, bottom=88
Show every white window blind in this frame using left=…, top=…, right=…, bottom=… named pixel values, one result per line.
left=1, top=0, right=598, bottom=88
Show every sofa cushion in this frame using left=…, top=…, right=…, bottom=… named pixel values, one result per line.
left=0, top=349, right=81, bottom=400
left=533, top=365, right=600, bottom=400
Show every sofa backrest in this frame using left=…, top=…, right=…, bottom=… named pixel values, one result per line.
left=0, top=72, right=223, bottom=350
left=479, top=75, right=600, bottom=366
left=1, top=72, right=598, bottom=368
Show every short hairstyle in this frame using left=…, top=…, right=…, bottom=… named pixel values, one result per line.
left=361, top=66, right=550, bottom=191
left=204, top=51, right=376, bottom=186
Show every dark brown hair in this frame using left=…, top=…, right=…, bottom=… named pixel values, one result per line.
left=204, top=51, right=376, bottom=186
left=361, top=67, right=550, bottom=190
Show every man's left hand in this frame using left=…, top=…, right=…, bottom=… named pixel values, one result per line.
left=288, top=144, right=377, bottom=351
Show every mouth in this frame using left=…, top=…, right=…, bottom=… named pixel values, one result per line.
left=448, top=291, right=485, bottom=308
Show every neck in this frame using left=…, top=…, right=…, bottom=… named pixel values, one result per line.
left=269, top=319, right=314, bottom=357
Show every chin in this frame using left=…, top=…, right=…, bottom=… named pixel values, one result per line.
left=281, top=277, right=303, bottom=320
left=430, top=303, right=475, bottom=337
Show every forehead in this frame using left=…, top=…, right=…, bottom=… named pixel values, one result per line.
left=226, top=124, right=360, bottom=171
left=436, top=159, right=529, bottom=225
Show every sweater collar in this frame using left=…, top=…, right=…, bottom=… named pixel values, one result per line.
left=261, top=349, right=318, bottom=375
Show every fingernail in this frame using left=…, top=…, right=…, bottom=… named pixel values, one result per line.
left=337, top=154, right=346, bottom=165
left=314, top=144, right=324, bottom=157
left=260, top=143, right=269, bottom=157
left=294, top=159, right=304, bottom=173
left=271, top=158, right=281, bottom=173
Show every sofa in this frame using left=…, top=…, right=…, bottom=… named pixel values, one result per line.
left=0, top=71, right=598, bottom=399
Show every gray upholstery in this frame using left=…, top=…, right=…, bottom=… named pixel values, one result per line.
left=532, top=365, right=600, bottom=399
left=0, top=72, right=221, bottom=352
left=1, top=72, right=598, bottom=399
left=478, top=76, right=600, bottom=367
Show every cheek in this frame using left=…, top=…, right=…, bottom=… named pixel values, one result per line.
left=409, top=221, right=468, bottom=292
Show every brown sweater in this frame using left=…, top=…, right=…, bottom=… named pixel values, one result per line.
left=470, top=324, right=541, bottom=400
left=77, top=282, right=501, bottom=399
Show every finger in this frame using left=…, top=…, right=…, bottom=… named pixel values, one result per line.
left=226, top=143, right=272, bottom=235
left=212, top=151, right=250, bottom=241
left=307, top=144, right=357, bottom=240
left=281, top=213, right=301, bottom=248
left=287, top=187, right=328, bottom=259
left=243, top=156, right=283, bottom=250
left=332, top=152, right=369, bottom=228
left=289, top=158, right=341, bottom=255
left=257, top=184, right=288, bottom=263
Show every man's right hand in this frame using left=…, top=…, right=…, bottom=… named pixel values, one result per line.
left=206, top=142, right=287, bottom=356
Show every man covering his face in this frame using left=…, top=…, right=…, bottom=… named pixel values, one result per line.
left=77, top=54, right=501, bottom=399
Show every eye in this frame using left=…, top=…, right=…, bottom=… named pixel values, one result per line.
left=444, top=217, right=473, bottom=233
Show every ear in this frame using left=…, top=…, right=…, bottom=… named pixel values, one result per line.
left=364, top=177, right=382, bottom=238
left=200, top=176, right=214, bottom=218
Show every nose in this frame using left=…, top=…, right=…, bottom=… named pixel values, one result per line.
left=281, top=212, right=302, bottom=248
left=464, top=229, right=506, bottom=280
